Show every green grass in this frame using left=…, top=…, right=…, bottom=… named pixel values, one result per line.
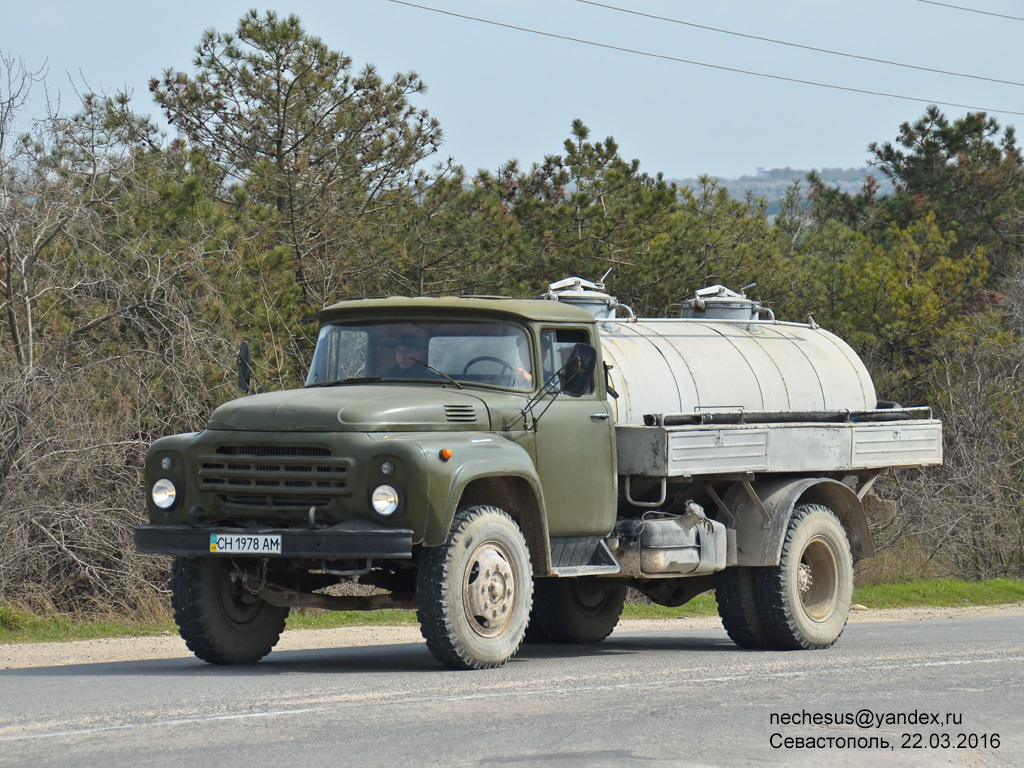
left=2, top=578, right=1022, bottom=645
left=623, top=593, right=720, bottom=618
left=0, top=604, right=176, bottom=645
left=851, top=577, right=1024, bottom=609
left=284, top=608, right=417, bottom=630
left=620, top=578, right=1024, bottom=620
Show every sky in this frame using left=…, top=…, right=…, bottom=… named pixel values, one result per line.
left=2, top=0, right=1022, bottom=181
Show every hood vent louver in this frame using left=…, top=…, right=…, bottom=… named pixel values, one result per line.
left=445, top=405, right=477, bottom=423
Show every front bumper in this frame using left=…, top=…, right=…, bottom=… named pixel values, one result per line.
left=134, top=519, right=413, bottom=559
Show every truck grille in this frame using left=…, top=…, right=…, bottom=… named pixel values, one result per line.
left=198, top=444, right=350, bottom=508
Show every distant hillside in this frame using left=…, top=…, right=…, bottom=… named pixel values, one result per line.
left=672, top=167, right=894, bottom=214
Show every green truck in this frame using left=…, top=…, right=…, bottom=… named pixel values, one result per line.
left=135, top=278, right=943, bottom=669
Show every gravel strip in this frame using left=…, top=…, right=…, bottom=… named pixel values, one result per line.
left=2, top=603, right=1021, bottom=670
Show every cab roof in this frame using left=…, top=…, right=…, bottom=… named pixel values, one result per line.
left=316, top=295, right=598, bottom=324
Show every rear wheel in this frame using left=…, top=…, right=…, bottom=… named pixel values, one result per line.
left=757, top=504, right=853, bottom=650
left=416, top=506, right=533, bottom=669
left=522, top=609, right=550, bottom=643
left=530, top=577, right=626, bottom=644
left=715, top=566, right=771, bottom=649
left=171, top=557, right=289, bottom=664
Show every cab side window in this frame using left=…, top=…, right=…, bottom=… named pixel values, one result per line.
left=540, top=328, right=595, bottom=396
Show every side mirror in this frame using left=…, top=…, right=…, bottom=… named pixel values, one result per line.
left=559, top=343, right=597, bottom=398
left=237, top=340, right=252, bottom=394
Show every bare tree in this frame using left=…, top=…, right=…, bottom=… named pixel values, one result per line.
left=0, top=61, right=244, bottom=616
left=866, top=307, right=1024, bottom=581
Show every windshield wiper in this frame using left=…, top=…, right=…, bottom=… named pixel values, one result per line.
left=411, top=357, right=463, bottom=389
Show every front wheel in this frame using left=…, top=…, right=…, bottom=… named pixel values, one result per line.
left=416, top=505, right=533, bottom=669
left=171, top=557, right=289, bottom=664
left=756, top=504, right=854, bottom=650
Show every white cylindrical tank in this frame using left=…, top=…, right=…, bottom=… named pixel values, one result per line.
left=541, top=276, right=877, bottom=425
left=598, top=319, right=877, bottom=425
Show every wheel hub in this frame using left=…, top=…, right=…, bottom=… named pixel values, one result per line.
left=464, top=545, right=516, bottom=637
left=798, top=562, right=814, bottom=594
left=798, top=535, right=839, bottom=621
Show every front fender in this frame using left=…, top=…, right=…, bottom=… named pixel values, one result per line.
left=383, top=433, right=544, bottom=547
left=728, top=477, right=873, bottom=566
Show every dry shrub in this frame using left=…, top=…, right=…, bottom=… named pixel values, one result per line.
left=0, top=313, right=234, bottom=620
left=861, top=310, right=1024, bottom=582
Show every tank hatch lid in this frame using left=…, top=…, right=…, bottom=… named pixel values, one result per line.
left=541, top=276, right=623, bottom=319
left=680, top=284, right=763, bottom=320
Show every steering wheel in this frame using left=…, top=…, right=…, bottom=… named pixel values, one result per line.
left=462, top=356, right=516, bottom=376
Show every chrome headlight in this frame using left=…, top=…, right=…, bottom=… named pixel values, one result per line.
left=371, top=484, right=400, bottom=517
left=151, top=477, right=178, bottom=509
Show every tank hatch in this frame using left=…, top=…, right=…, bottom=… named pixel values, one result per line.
left=541, top=275, right=633, bottom=319
left=679, top=285, right=766, bottom=321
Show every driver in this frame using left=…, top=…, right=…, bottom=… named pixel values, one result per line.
left=386, top=334, right=426, bottom=378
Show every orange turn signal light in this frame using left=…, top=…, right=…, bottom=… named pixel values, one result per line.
left=439, top=448, right=453, bottom=462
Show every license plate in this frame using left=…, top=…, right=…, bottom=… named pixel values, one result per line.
left=209, top=534, right=282, bottom=554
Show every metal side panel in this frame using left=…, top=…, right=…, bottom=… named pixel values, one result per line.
left=615, top=425, right=671, bottom=476
left=764, top=425, right=850, bottom=472
left=616, top=419, right=943, bottom=478
left=851, top=421, right=943, bottom=467
left=668, top=428, right=769, bottom=474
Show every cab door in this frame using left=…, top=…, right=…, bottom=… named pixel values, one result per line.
left=532, top=327, right=617, bottom=535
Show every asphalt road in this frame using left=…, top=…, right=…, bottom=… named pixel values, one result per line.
left=1, top=616, right=1021, bottom=768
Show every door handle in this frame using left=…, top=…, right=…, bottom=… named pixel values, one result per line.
left=590, top=412, right=610, bottom=421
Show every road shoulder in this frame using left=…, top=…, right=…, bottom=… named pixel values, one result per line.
left=2, top=603, right=1021, bottom=670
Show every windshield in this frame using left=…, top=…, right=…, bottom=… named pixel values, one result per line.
left=305, top=319, right=535, bottom=391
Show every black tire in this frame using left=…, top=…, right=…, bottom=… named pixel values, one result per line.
left=715, top=566, right=772, bottom=649
left=522, top=608, right=551, bottom=644
left=531, top=577, right=626, bottom=644
left=756, top=504, right=854, bottom=650
left=416, top=505, right=533, bottom=670
left=171, top=557, right=289, bottom=665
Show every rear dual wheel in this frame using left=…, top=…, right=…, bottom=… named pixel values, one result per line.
left=760, top=504, right=853, bottom=649
left=717, top=504, right=853, bottom=650
left=528, top=577, right=626, bottom=644
left=715, top=565, right=771, bottom=649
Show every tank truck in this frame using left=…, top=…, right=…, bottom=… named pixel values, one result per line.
left=135, top=277, right=943, bottom=669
